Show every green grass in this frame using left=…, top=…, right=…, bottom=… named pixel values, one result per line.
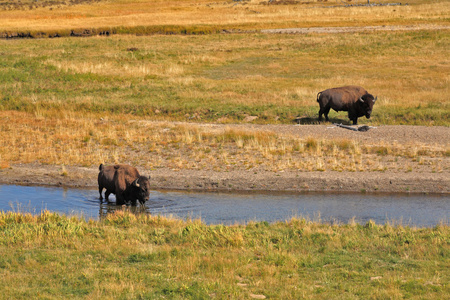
left=1, top=30, right=448, bottom=125
left=0, top=211, right=448, bottom=298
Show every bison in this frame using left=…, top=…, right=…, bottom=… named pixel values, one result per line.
left=317, top=85, right=377, bottom=125
left=98, top=164, right=150, bottom=206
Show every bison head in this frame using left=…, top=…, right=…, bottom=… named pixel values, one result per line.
left=129, top=176, right=151, bottom=205
left=358, top=94, right=377, bottom=119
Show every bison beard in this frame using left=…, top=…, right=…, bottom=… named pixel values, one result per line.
left=98, top=164, right=150, bottom=206
left=121, top=176, right=151, bottom=206
left=317, top=85, right=377, bottom=125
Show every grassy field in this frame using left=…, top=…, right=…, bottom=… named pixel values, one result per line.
left=1, top=27, right=449, bottom=169
left=0, top=211, right=448, bottom=299
left=0, top=1, right=449, bottom=298
left=0, top=30, right=448, bottom=125
left=0, top=0, right=449, bottom=35
left=1, top=0, right=448, bottom=127
left=0, top=0, right=449, bottom=170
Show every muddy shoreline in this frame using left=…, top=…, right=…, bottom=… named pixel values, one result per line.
left=1, top=163, right=448, bottom=194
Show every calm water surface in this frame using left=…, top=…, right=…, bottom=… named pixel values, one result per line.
left=0, top=185, right=448, bottom=227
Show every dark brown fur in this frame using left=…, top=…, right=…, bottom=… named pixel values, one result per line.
left=98, top=164, right=150, bottom=205
left=317, top=85, right=377, bottom=125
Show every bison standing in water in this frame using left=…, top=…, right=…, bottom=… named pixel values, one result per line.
left=317, top=86, right=377, bottom=125
left=98, top=164, right=150, bottom=206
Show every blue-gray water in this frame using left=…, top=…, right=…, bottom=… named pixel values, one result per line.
left=0, top=185, right=448, bottom=227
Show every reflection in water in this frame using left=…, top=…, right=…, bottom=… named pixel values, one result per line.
left=0, top=185, right=448, bottom=227
left=97, top=201, right=150, bottom=220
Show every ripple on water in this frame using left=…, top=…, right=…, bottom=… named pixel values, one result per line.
left=0, top=185, right=448, bottom=227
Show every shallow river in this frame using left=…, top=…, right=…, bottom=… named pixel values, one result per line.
left=0, top=185, right=448, bottom=227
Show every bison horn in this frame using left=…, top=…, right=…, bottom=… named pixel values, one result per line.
left=134, top=178, right=140, bottom=187
left=358, top=97, right=364, bottom=103
left=373, top=96, right=377, bottom=103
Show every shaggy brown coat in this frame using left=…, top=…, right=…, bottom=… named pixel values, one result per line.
left=98, top=164, right=150, bottom=205
left=317, top=85, right=377, bottom=125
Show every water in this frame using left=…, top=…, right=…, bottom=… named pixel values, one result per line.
left=0, top=184, right=448, bottom=227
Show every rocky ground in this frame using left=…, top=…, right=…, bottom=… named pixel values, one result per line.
left=1, top=124, right=448, bottom=194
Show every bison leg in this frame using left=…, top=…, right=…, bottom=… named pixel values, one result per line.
left=319, top=106, right=331, bottom=122
left=98, top=187, right=104, bottom=200
left=318, top=107, right=330, bottom=122
left=324, top=108, right=330, bottom=122
left=348, top=111, right=358, bottom=125
left=116, top=193, right=126, bottom=206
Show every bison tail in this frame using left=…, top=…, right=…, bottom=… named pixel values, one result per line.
left=316, top=92, right=322, bottom=102
left=99, top=163, right=104, bottom=171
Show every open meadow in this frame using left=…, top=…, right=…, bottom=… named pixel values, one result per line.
left=0, top=20, right=448, bottom=187
left=0, top=22, right=449, bottom=170
left=0, top=0, right=449, bottom=298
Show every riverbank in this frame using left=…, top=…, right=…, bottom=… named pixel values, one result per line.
left=1, top=163, right=448, bottom=194
left=1, top=123, right=449, bottom=194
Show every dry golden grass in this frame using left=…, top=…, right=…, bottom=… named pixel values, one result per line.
left=0, top=0, right=448, bottom=33
left=1, top=111, right=447, bottom=173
